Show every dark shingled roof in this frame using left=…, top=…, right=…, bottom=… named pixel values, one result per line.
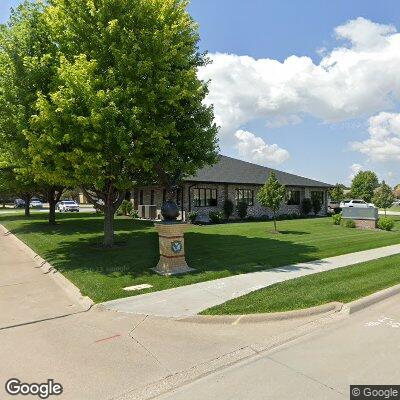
left=184, top=155, right=333, bottom=188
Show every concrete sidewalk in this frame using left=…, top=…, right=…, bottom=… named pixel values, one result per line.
left=103, top=244, right=400, bottom=318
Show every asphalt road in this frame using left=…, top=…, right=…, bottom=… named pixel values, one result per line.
left=158, top=295, right=400, bottom=400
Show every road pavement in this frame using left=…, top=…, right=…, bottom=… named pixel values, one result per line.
left=157, top=294, right=400, bottom=400
left=0, top=229, right=323, bottom=400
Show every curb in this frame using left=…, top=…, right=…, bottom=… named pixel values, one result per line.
left=0, top=224, right=94, bottom=309
left=179, top=302, right=343, bottom=324
left=179, top=283, right=400, bottom=325
left=345, top=283, right=400, bottom=314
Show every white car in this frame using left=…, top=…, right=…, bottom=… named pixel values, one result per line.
left=30, top=199, right=43, bottom=209
left=57, top=200, right=80, bottom=212
left=340, top=199, right=374, bottom=208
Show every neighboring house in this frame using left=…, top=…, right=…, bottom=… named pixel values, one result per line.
left=132, top=155, right=333, bottom=220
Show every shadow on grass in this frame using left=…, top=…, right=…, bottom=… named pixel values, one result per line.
left=0, top=212, right=327, bottom=283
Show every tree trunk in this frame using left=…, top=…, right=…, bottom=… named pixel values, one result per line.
left=103, top=197, right=115, bottom=248
left=49, top=198, right=56, bottom=225
left=22, top=193, right=31, bottom=217
left=273, top=215, right=277, bottom=232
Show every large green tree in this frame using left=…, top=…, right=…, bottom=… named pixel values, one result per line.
left=29, top=0, right=218, bottom=246
left=373, top=181, right=395, bottom=215
left=350, top=171, right=379, bottom=203
left=257, top=172, right=286, bottom=232
left=0, top=1, right=62, bottom=221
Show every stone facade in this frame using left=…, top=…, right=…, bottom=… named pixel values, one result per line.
left=133, top=182, right=329, bottom=221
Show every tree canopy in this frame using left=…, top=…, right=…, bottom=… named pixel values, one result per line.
left=350, top=171, right=379, bottom=203
left=25, top=0, right=218, bottom=246
left=373, top=181, right=395, bottom=215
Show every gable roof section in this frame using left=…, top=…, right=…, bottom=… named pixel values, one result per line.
left=184, top=155, right=332, bottom=188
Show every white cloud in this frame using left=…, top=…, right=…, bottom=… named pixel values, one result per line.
left=349, top=163, right=363, bottom=181
left=234, top=129, right=289, bottom=165
left=198, top=17, right=400, bottom=153
left=351, top=112, right=400, bottom=161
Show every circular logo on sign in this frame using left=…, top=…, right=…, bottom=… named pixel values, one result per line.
left=171, top=240, right=183, bottom=253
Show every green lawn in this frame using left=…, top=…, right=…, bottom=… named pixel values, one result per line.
left=202, top=254, right=400, bottom=315
left=1, top=212, right=400, bottom=303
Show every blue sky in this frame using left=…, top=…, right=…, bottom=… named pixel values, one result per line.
left=2, top=1, right=400, bottom=186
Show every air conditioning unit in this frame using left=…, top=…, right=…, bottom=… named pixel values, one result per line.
left=144, top=205, right=157, bottom=219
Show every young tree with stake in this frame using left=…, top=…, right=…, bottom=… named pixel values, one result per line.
left=257, top=172, right=286, bottom=232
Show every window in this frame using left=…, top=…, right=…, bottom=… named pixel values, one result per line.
left=139, top=190, right=144, bottom=205
left=176, top=188, right=182, bottom=206
left=311, top=191, right=324, bottom=204
left=287, top=190, right=300, bottom=205
left=150, top=190, right=155, bottom=205
left=236, top=189, right=254, bottom=206
left=192, top=188, right=218, bottom=207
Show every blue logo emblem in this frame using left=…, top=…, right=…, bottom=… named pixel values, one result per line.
left=171, top=241, right=183, bottom=253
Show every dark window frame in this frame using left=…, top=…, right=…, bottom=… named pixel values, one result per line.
left=192, top=188, right=218, bottom=207
left=235, top=189, right=254, bottom=206
left=150, top=190, right=155, bottom=205
left=139, top=190, right=144, bottom=205
left=287, top=190, right=301, bottom=206
left=311, top=191, right=324, bottom=204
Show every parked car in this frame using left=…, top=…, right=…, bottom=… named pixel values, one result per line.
left=340, top=199, right=374, bottom=208
left=328, top=201, right=341, bottom=214
left=30, top=199, right=43, bottom=209
left=392, top=200, right=400, bottom=206
left=14, top=198, right=26, bottom=208
left=57, top=200, right=80, bottom=212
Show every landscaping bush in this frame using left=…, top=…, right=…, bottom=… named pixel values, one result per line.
left=311, top=197, right=322, bottom=216
left=208, top=211, right=224, bottom=224
left=236, top=201, right=248, bottom=220
left=117, top=200, right=133, bottom=216
left=301, top=198, right=312, bottom=215
left=223, top=199, right=234, bottom=220
left=332, top=212, right=342, bottom=225
left=131, top=210, right=139, bottom=219
left=188, top=211, right=198, bottom=224
left=344, top=219, right=356, bottom=228
left=378, top=217, right=395, bottom=231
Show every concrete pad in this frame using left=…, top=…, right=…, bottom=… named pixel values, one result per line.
left=102, top=244, right=400, bottom=317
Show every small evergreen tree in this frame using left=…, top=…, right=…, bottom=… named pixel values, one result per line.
left=236, top=201, right=248, bottom=220
left=311, top=196, right=322, bottom=216
left=223, top=199, right=234, bottom=220
left=301, top=198, right=312, bottom=215
left=373, top=181, right=395, bottom=216
left=257, top=172, right=286, bottom=232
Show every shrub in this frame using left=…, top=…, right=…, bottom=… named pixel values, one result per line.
left=131, top=210, right=139, bottom=219
left=301, top=198, right=312, bottom=215
left=378, top=217, right=395, bottom=231
left=209, top=211, right=224, bottom=224
left=332, top=212, right=342, bottom=225
left=236, top=201, right=248, bottom=220
left=117, top=200, right=133, bottom=216
left=344, top=219, right=356, bottom=228
left=188, top=211, right=198, bottom=224
left=223, top=199, right=234, bottom=220
left=311, top=197, right=322, bottom=216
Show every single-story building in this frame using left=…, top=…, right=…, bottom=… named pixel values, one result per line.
left=132, top=155, right=333, bottom=221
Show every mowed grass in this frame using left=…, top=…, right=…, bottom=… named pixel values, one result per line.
left=202, top=254, right=400, bottom=315
left=1, top=212, right=400, bottom=303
